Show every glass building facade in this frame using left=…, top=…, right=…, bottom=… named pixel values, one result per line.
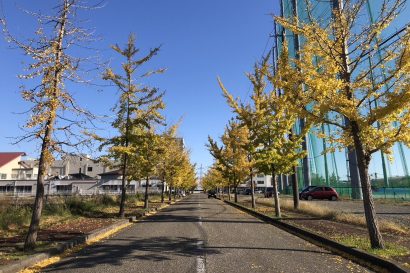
left=275, top=0, right=410, bottom=199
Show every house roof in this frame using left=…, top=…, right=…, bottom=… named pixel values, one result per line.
left=98, top=169, right=123, bottom=176
left=0, top=152, right=26, bottom=168
left=68, top=173, right=95, bottom=180
left=18, top=160, right=36, bottom=169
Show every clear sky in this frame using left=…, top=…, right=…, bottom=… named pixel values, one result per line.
left=0, top=1, right=408, bottom=179
left=0, top=0, right=278, bottom=171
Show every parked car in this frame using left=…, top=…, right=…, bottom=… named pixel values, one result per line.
left=299, top=185, right=318, bottom=199
left=255, top=189, right=263, bottom=194
left=208, top=190, right=217, bottom=198
left=264, top=188, right=272, bottom=197
left=264, top=188, right=280, bottom=197
left=244, top=188, right=252, bottom=195
left=236, top=189, right=245, bottom=195
left=300, top=186, right=339, bottom=201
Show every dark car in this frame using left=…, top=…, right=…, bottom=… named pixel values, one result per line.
left=299, top=185, right=318, bottom=199
left=300, top=186, right=339, bottom=201
left=208, top=190, right=217, bottom=198
left=264, top=188, right=273, bottom=197
left=264, top=188, right=281, bottom=198
left=244, top=188, right=252, bottom=195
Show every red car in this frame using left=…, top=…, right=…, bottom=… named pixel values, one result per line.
left=301, top=186, right=339, bottom=201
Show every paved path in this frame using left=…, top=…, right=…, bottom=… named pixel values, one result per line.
left=43, top=194, right=371, bottom=273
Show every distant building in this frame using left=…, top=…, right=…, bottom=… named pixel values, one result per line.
left=20, top=154, right=112, bottom=180
left=97, top=169, right=163, bottom=194
left=0, top=152, right=32, bottom=180
left=238, top=174, right=273, bottom=190
left=0, top=152, right=169, bottom=197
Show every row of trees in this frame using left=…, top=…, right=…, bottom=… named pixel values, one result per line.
left=96, top=35, right=196, bottom=217
left=206, top=0, right=409, bottom=249
left=2, top=0, right=196, bottom=250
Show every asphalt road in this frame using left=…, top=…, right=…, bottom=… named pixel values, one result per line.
left=43, top=194, right=371, bottom=273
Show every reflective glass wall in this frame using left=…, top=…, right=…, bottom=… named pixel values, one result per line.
left=276, top=0, right=410, bottom=199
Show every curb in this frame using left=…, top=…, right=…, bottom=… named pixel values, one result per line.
left=0, top=219, right=130, bottom=273
left=0, top=198, right=184, bottom=273
left=223, top=200, right=409, bottom=273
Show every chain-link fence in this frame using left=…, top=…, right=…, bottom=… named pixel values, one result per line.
left=281, top=186, right=410, bottom=200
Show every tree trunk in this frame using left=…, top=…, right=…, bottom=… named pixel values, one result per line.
left=292, top=165, right=299, bottom=209
left=24, top=148, right=48, bottom=250
left=250, top=170, right=256, bottom=209
left=24, top=0, right=69, bottom=250
left=144, top=176, right=149, bottom=209
left=271, top=166, right=281, bottom=218
left=351, top=121, right=385, bottom=249
left=168, top=186, right=172, bottom=203
left=161, top=178, right=165, bottom=203
left=234, top=185, right=238, bottom=203
left=228, top=185, right=231, bottom=201
left=119, top=155, right=128, bottom=218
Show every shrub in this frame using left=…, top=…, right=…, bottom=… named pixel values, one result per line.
left=65, top=197, right=98, bottom=216
left=125, top=194, right=142, bottom=204
left=44, top=202, right=70, bottom=216
left=99, top=195, right=117, bottom=206
left=0, top=205, right=31, bottom=230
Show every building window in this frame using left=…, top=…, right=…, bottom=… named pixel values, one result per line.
left=257, top=174, right=264, bottom=178
left=102, top=185, right=120, bottom=191
left=87, top=167, right=93, bottom=172
left=11, top=174, right=17, bottom=179
left=56, top=185, right=72, bottom=192
left=0, top=186, right=14, bottom=192
left=257, top=181, right=264, bottom=185
left=0, top=174, right=7, bottom=179
left=26, top=174, right=32, bottom=179
left=16, top=186, right=32, bottom=193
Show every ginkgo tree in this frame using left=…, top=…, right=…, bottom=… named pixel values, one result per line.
left=159, top=133, right=195, bottom=201
left=274, top=0, right=409, bottom=248
left=127, top=126, right=165, bottom=209
left=201, top=165, right=227, bottom=193
left=155, top=124, right=181, bottom=203
left=208, top=119, right=250, bottom=203
left=3, top=0, right=100, bottom=250
left=220, top=53, right=309, bottom=217
left=100, top=34, right=165, bottom=217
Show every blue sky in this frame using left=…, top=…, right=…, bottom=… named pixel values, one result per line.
left=0, top=0, right=408, bottom=180
left=0, top=0, right=277, bottom=171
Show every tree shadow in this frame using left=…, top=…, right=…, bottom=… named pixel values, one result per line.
left=43, top=236, right=220, bottom=271
left=140, top=213, right=264, bottom=224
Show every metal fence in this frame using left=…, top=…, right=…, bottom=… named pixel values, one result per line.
left=281, top=186, right=410, bottom=200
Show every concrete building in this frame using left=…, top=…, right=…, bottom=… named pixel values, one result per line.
left=26, top=154, right=111, bottom=179
left=97, top=169, right=164, bottom=195
left=238, top=174, right=273, bottom=191
left=0, top=152, right=169, bottom=197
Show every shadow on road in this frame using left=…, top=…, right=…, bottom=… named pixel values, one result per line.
left=140, top=213, right=264, bottom=224
left=204, top=245, right=331, bottom=255
left=43, top=236, right=220, bottom=271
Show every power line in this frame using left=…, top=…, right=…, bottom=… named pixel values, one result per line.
left=244, top=30, right=275, bottom=103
